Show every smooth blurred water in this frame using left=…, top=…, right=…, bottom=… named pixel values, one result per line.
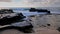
left=13, top=10, right=47, bottom=16
left=12, top=7, right=60, bottom=16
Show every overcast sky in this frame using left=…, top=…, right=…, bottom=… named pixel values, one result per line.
left=0, top=0, right=60, bottom=7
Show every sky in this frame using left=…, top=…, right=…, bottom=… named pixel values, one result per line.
left=0, top=0, right=60, bottom=7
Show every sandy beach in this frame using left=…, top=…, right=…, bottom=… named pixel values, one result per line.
left=0, top=14, right=60, bottom=34
left=0, top=27, right=60, bottom=34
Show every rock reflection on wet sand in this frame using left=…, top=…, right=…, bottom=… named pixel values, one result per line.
left=0, top=29, right=24, bottom=34
left=0, top=27, right=60, bottom=34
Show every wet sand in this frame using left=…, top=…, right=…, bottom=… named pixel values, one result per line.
left=0, top=15, right=60, bottom=34
left=0, top=27, right=60, bottom=34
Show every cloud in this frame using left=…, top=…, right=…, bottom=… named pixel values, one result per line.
left=0, top=0, right=11, bottom=2
left=26, top=0, right=60, bottom=7
left=0, top=0, right=60, bottom=7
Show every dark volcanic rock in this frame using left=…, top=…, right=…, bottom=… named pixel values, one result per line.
left=29, top=8, right=50, bottom=14
left=0, top=9, right=33, bottom=33
left=29, top=8, right=36, bottom=11
left=0, top=9, right=26, bottom=25
left=47, top=24, right=51, bottom=26
left=0, top=9, right=14, bottom=14
left=0, top=16, right=24, bottom=25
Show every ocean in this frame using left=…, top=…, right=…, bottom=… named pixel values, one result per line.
left=11, top=7, right=60, bottom=16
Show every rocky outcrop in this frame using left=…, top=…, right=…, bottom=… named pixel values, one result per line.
left=29, top=8, right=50, bottom=14
left=0, top=9, right=26, bottom=25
